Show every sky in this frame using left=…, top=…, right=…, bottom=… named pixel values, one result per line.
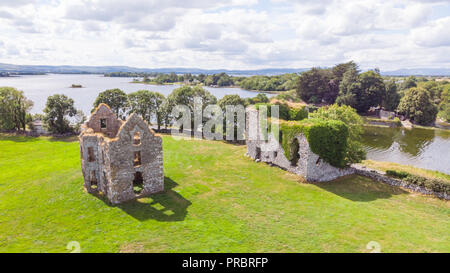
left=0, top=0, right=449, bottom=71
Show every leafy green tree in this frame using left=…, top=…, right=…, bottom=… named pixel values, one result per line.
left=332, top=61, right=358, bottom=83
left=152, top=92, right=166, bottom=131
left=296, top=68, right=335, bottom=104
left=336, top=70, right=385, bottom=113
left=0, top=87, right=33, bottom=131
left=400, top=76, right=417, bottom=90
left=438, top=85, right=450, bottom=122
left=309, top=104, right=366, bottom=164
left=382, top=80, right=401, bottom=111
left=128, top=90, right=154, bottom=124
left=167, top=86, right=217, bottom=132
left=73, top=110, right=87, bottom=133
left=128, top=90, right=167, bottom=130
left=420, top=81, right=443, bottom=103
left=93, top=89, right=129, bottom=119
left=397, top=87, right=438, bottom=125
left=43, top=94, right=77, bottom=134
left=218, top=95, right=247, bottom=140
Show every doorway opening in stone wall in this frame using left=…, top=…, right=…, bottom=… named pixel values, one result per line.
left=90, top=170, right=98, bottom=191
left=290, top=138, right=300, bottom=166
left=133, top=171, right=144, bottom=194
left=256, top=147, right=261, bottom=159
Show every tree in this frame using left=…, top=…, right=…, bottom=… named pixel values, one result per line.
left=0, top=87, right=33, bottom=131
left=332, top=61, right=358, bottom=83
left=128, top=90, right=154, bottom=124
left=246, top=93, right=269, bottom=104
left=167, top=86, right=217, bottom=132
left=218, top=95, right=247, bottom=140
left=336, top=70, right=385, bottom=113
left=397, top=87, right=438, bottom=125
left=152, top=92, right=166, bottom=131
left=438, top=85, right=450, bottom=122
left=93, top=89, right=129, bottom=119
left=296, top=68, right=335, bottom=104
left=400, top=76, right=417, bottom=90
left=43, top=94, right=77, bottom=134
left=309, top=104, right=366, bottom=164
left=73, top=110, right=87, bottom=133
left=382, top=80, right=401, bottom=111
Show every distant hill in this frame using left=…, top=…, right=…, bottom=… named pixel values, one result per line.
left=381, top=68, right=450, bottom=76
left=0, top=63, right=307, bottom=76
left=1, top=63, right=449, bottom=76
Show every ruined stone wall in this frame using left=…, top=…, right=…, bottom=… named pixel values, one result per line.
left=79, top=107, right=164, bottom=204
left=79, top=134, right=108, bottom=193
left=86, top=104, right=123, bottom=138
left=106, top=115, right=164, bottom=204
left=245, top=107, right=354, bottom=182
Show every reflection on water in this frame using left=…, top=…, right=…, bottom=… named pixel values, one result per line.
left=361, top=126, right=450, bottom=174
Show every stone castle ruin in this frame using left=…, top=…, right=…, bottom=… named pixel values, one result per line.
left=245, top=107, right=354, bottom=182
left=79, top=103, right=164, bottom=204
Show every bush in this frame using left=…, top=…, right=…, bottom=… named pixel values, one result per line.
left=289, top=107, right=308, bottom=121
left=386, top=170, right=450, bottom=195
left=255, top=103, right=306, bottom=121
left=386, top=170, right=409, bottom=179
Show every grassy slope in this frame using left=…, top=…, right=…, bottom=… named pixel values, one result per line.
left=0, top=135, right=448, bottom=253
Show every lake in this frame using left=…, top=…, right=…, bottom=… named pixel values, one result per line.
left=361, top=126, right=450, bottom=174
left=1, top=74, right=448, bottom=174
left=0, top=74, right=272, bottom=115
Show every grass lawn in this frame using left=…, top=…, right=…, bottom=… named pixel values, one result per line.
left=0, top=134, right=449, bottom=253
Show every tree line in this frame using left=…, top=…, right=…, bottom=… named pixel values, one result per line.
left=107, top=71, right=299, bottom=92
left=296, top=61, right=450, bottom=125
left=0, top=86, right=272, bottom=135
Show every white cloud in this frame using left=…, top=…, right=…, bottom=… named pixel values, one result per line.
left=0, top=0, right=448, bottom=70
left=411, top=16, right=450, bottom=47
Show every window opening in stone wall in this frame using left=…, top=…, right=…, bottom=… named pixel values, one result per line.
left=134, top=151, right=142, bottom=166
left=100, top=118, right=107, bottom=129
left=90, top=170, right=98, bottom=190
left=88, top=147, right=95, bottom=162
left=133, top=132, right=141, bottom=145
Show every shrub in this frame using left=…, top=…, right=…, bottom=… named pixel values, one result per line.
left=386, top=170, right=450, bottom=195
left=255, top=103, right=306, bottom=121
left=289, top=106, right=308, bottom=121
left=386, top=170, right=409, bottom=179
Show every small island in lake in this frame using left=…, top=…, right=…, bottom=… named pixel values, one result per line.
left=71, top=84, right=83, bottom=88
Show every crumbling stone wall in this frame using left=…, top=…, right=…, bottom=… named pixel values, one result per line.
left=79, top=103, right=164, bottom=204
left=245, top=107, right=354, bottom=182
left=86, top=104, right=123, bottom=138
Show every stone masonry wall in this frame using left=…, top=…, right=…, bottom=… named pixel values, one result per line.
left=245, top=107, right=354, bottom=182
left=86, top=104, right=123, bottom=138
left=79, top=106, right=164, bottom=205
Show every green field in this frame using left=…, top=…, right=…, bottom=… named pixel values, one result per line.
left=0, top=134, right=449, bottom=253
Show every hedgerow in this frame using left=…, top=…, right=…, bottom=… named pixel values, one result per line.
left=386, top=170, right=450, bottom=195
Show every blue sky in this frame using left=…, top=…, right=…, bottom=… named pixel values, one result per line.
left=0, top=0, right=449, bottom=71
